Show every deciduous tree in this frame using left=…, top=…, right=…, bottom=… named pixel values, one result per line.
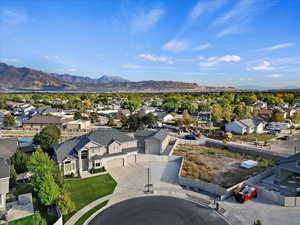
left=33, top=126, right=61, bottom=155
left=3, top=114, right=15, bottom=127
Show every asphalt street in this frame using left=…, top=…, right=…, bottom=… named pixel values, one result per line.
left=88, top=196, right=229, bottom=225
left=270, top=131, right=300, bottom=155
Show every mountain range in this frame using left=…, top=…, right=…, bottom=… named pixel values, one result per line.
left=0, top=62, right=238, bottom=92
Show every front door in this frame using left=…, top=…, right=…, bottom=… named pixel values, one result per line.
left=81, top=150, right=89, bottom=171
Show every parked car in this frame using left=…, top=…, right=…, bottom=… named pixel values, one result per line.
left=267, top=129, right=280, bottom=135
left=234, top=185, right=257, bottom=203
left=277, top=135, right=290, bottom=141
left=184, top=134, right=197, bottom=140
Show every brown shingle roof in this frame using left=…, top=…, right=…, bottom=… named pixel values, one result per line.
left=23, top=115, right=72, bottom=125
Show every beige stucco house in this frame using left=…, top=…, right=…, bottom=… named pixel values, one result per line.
left=135, top=129, right=174, bottom=155
left=53, top=128, right=138, bottom=177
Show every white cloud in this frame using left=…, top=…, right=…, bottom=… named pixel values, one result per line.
left=198, top=61, right=219, bottom=68
left=198, top=55, right=241, bottom=68
left=131, top=7, right=164, bottom=32
left=213, top=0, right=273, bottom=37
left=44, top=55, right=65, bottom=64
left=209, top=55, right=241, bottom=62
left=189, top=0, right=227, bottom=20
left=122, top=64, right=142, bottom=69
left=251, top=61, right=275, bottom=71
left=0, top=8, right=28, bottom=25
left=260, top=42, right=296, bottom=51
left=216, top=25, right=241, bottom=38
left=163, top=40, right=190, bottom=52
left=183, top=72, right=207, bottom=75
left=66, top=68, right=77, bottom=73
left=268, top=74, right=282, bottom=78
left=197, top=56, right=205, bottom=60
left=194, top=43, right=211, bottom=51
left=138, top=54, right=173, bottom=64
left=1, top=58, right=20, bottom=63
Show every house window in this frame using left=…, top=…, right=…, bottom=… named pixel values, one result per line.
left=65, top=161, right=71, bottom=164
left=95, top=162, right=101, bottom=167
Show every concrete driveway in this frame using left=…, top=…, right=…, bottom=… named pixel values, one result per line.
left=107, top=155, right=183, bottom=205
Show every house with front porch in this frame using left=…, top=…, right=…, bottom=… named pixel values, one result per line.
left=53, top=128, right=138, bottom=177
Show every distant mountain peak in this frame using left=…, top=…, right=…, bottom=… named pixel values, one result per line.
left=97, top=75, right=129, bottom=83
left=0, top=62, right=238, bottom=92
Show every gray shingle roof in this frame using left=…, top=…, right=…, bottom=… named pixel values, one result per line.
left=149, top=130, right=169, bottom=142
left=239, top=119, right=256, bottom=128
left=87, top=128, right=134, bottom=145
left=54, top=128, right=135, bottom=163
left=0, top=158, right=10, bottom=178
left=135, top=129, right=157, bottom=137
left=0, top=137, right=18, bottom=159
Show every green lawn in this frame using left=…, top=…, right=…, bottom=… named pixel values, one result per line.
left=65, top=174, right=117, bottom=211
left=8, top=216, right=33, bottom=225
left=74, top=200, right=108, bottom=225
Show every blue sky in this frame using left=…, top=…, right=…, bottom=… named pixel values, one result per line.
left=0, top=0, right=300, bottom=88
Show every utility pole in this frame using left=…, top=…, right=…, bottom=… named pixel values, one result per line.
left=147, top=168, right=150, bottom=193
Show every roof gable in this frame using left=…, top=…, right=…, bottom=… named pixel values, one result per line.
left=0, top=137, right=18, bottom=159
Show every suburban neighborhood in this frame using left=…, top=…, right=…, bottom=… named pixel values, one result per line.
left=0, top=92, right=299, bottom=225
left=1, top=1, right=300, bottom=224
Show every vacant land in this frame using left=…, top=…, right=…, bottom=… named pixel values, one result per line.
left=173, top=144, right=274, bottom=188
left=232, top=133, right=275, bottom=142
left=65, top=174, right=117, bottom=211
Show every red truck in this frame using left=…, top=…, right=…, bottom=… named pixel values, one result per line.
left=234, top=185, right=257, bottom=203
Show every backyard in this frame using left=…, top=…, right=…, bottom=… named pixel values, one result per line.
left=8, top=184, right=57, bottom=225
left=173, top=144, right=274, bottom=188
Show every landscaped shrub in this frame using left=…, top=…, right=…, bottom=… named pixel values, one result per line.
left=91, top=167, right=106, bottom=174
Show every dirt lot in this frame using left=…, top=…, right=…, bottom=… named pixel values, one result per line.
left=173, top=144, right=274, bottom=188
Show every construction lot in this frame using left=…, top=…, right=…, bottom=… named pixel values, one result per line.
left=173, top=144, right=274, bottom=188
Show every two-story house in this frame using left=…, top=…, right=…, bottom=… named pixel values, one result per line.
left=53, top=128, right=138, bottom=177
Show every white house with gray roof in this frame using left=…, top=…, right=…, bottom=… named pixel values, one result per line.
left=225, top=118, right=264, bottom=135
left=53, top=128, right=138, bottom=177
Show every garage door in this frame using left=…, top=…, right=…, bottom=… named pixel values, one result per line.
left=106, top=158, right=124, bottom=168
left=127, top=154, right=136, bottom=164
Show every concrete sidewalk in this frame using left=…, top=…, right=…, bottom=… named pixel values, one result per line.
left=64, top=194, right=112, bottom=225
